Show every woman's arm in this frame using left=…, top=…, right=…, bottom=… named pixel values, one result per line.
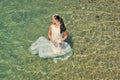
left=62, top=30, right=68, bottom=41
left=48, top=26, right=55, bottom=43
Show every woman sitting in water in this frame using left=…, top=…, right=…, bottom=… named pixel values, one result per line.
left=29, top=14, right=72, bottom=61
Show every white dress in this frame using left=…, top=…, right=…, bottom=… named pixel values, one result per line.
left=29, top=24, right=73, bottom=61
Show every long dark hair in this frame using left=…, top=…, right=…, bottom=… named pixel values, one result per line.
left=53, top=14, right=66, bottom=34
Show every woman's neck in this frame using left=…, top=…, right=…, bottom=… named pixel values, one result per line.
left=54, top=22, right=60, bottom=28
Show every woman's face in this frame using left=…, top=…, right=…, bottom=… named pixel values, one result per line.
left=52, top=16, right=58, bottom=24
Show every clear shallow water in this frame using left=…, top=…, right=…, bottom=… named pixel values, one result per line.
left=0, top=0, right=120, bottom=80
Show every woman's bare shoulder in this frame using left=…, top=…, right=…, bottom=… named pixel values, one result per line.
left=48, top=24, right=53, bottom=30
left=49, top=24, right=54, bottom=28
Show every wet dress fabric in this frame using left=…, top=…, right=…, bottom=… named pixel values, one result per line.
left=29, top=24, right=72, bottom=61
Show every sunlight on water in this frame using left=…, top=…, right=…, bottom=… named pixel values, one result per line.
left=0, top=0, right=120, bottom=80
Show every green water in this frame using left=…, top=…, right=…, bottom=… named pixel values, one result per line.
left=0, top=0, right=120, bottom=80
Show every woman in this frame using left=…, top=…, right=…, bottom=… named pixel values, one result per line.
left=29, top=14, right=72, bottom=62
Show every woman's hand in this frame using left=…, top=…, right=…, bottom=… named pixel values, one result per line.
left=51, top=39, right=56, bottom=44
left=55, top=39, right=64, bottom=44
left=60, top=39, right=64, bottom=44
